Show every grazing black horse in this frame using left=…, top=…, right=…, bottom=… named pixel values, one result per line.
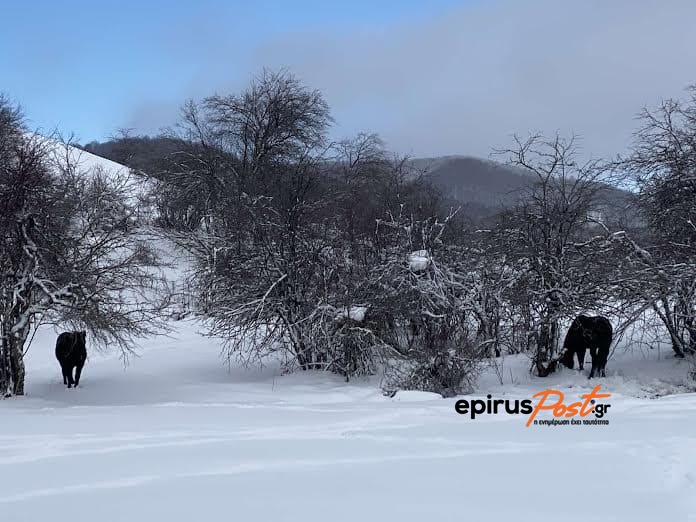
left=55, top=331, right=87, bottom=388
left=560, top=315, right=613, bottom=378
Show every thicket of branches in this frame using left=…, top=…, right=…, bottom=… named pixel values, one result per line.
left=615, top=88, right=696, bottom=358
left=134, top=71, right=694, bottom=395
left=6, top=72, right=695, bottom=398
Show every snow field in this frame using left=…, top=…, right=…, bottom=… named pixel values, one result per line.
left=1, top=320, right=695, bottom=521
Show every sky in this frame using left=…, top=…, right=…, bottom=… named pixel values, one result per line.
left=2, top=0, right=696, bottom=159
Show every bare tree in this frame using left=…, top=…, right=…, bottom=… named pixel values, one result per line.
left=491, top=134, right=617, bottom=375
left=164, top=71, right=473, bottom=385
left=164, top=71, right=336, bottom=371
left=152, top=69, right=332, bottom=234
left=0, top=97, right=170, bottom=396
left=617, top=86, right=696, bottom=357
left=372, top=203, right=485, bottom=397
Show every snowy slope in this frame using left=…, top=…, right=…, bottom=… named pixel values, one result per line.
left=23, top=133, right=132, bottom=180
left=1, top=319, right=696, bottom=522
left=49, top=141, right=132, bottom=179
left=37, top=136, right=151, bottom=210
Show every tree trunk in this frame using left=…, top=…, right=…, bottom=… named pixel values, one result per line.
left=654, top=300, right=687, bottom=357
left=476, top=319, right=500, bottom=358
left=679, top=295, right=696, bottom=355
left=9, top=335, right=25, bottom=396
left=535, top=311, right=559, bottom=377
left=686, top=318, right=696, bottom=355
left=0, top=319, right=29, bottom=397
left=0, top=336, right=11, bottom=397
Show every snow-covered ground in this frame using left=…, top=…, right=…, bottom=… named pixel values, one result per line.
left=2, top=320, right=696, bottom=522
left=47, top=140, right=131, bottom=179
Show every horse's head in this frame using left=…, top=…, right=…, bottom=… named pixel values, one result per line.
left=559, top=348, right=575, bottom=369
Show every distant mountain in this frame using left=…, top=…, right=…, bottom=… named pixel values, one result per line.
left=414, top=155, right=637, bottom=225
left=412, top=156, right=533, bottom=217
left=80, top=138, right=637, bottom=225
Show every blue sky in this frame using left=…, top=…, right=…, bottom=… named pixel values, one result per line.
left=3, top=0, right=696, bottom=158
left=2, top=0, right=468, bottom=143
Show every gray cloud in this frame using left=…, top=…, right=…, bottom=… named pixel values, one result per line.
left=253, top=0, right=696, bottom=159
left=128, top=0, right=696, bottom=160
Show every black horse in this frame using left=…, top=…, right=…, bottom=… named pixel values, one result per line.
left=560, top=315, right=612, bottom=378
left=55, top=331, right=87, bottom=388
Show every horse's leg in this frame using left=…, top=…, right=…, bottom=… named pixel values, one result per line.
left=74, top=362, right=84, bottom=387
left=588, top=346, right=598, bottom=379
left=66, top=365, right=75, bottom=388
left=597, top=344, right=609, bottom=377
left=577, top=347, right=586, bottom=371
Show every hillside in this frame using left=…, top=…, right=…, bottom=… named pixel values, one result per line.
left=81, top=140, right=532, bottom=216
left=81, top=139, right=636, bottom=224
left=30, top=135, right=140, bottom=186
left=416, top=155, right=638, bottom=224
left=413, top=155, right=533, bottom=218
left=82, top=136, right=184, bottom=175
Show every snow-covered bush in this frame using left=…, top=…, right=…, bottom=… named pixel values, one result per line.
left=156, top=72, right=696, bottom=390
left=367, top=207, right=487, bottom=397
left=382, top=337, right=480, bottom=398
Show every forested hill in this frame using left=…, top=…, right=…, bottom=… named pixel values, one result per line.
left=82, top=136, right=184, bottom=175
left=81, top=138, right=535, bottom=215
left=82, top=137, right=634, bottom=222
